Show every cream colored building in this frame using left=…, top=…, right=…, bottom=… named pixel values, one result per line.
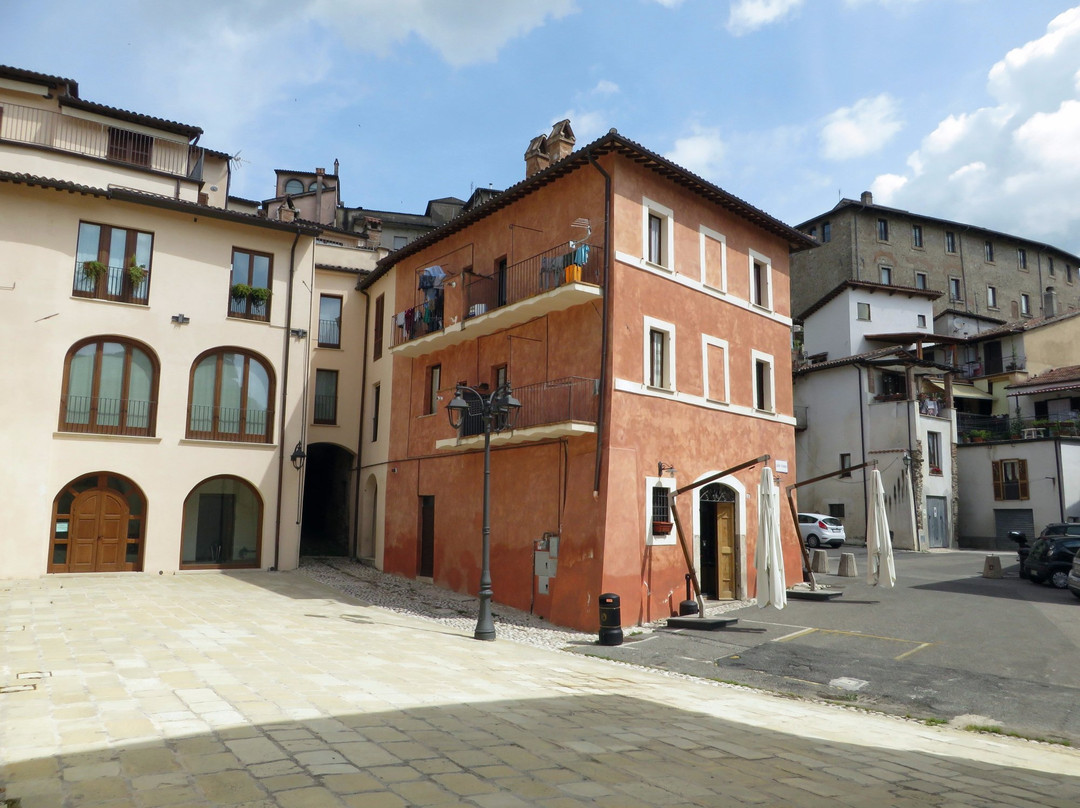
left=0, top=65, right=354, bottom=577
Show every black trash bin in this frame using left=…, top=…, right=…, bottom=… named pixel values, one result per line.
left=598, top=592, right=623, bottom=646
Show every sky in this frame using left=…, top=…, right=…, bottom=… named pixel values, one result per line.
left=5, top=0, right=1080, bottom=254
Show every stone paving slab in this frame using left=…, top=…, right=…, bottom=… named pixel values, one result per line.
left=2, top=571, right=1079, bottom=807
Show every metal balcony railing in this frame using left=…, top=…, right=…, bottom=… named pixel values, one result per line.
left=59, top=396, right=154, bottom=436
left=318, top=318, right=341, bottom=347
left=314, top=394, right=338, bottom=425
left=72, top=260, right=150, bottom=304
left=958, top=412, right=1080, bottom=441
left=0, top=101, right=204, bottom=179
left=465, top=242, right=602, bottom=319
left=187, top=405, right=273, bottom=442
left=513, top=377, right=600, bottom=430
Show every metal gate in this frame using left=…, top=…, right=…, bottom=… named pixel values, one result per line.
left=926, top=496, right=949, bottom=548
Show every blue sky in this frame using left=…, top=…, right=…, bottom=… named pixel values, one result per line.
left=6, top=1, right=1080, bottom=253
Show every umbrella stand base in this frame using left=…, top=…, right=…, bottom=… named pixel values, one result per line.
left=665, top=616, right=739, bottom=630
left=787, top=586, right=843, bottom=601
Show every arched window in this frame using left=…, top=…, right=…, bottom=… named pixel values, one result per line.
left=188, top=349, right=274, bottom=442
left=50, top=472, right=146, bottom=573
left=284, top=179, right=304, bottom=195
left=59, top=337, right=158, bottom=436
left=181, top=476, right=262, bottom=567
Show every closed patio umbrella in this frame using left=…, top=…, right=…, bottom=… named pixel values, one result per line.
left=866, top=468, right=896, bottom=588
left=755, top=466, right=786, bottom=609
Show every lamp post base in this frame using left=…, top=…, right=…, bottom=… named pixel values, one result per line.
left=474, top=594, right=496, bottom=641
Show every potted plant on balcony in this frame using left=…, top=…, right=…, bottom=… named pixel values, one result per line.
left=230, top=283, right=253, bottom=302
left=248, top=286, right=271, bottom=308
left=968, top=429, right=990, bottom=443
left=82, top=260, right=108, bottom=283
left=652, top=520, right=674, bottom=535
left=126, top=259, right=147, bottom=288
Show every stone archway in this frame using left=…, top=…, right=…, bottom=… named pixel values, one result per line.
left=300, top=443, right=354, bottom=557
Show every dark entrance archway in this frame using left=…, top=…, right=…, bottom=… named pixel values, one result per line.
left=300, top=443, right=354, bottom=557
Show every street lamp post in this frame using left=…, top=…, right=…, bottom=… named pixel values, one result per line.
left=446, top=383, right=522, bottom=641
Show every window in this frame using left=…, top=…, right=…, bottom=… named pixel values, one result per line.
left=992, top=459, right=1028, bottom=501
left=373, top=294, right=384, bottom=360
left=1067, top=265, right=1074, bottom=283
left=857, top=302, right=871, bottom=321
left=314, top=369, right=338, bottom=425
left=1048, top=257, right=1055, bottom=276
left=879, top=372, right=906, bottom=399
left=912, top=224, right=923, bottom=248
left=828, top=503, right=845, bottom=519
left=644, top=317, right=675, bottom=390
left=188, top=349, right=274, bottom=443
left=284, top=179, right=304, bottom=195
left=749, top=251, right=772, bottom=309
left=229, top=248, right=273, bottom=321
left=318, top=295, right=342, bottom=348
left=73, top=221, right=153, bottom=304
left=642, top=198, right=673, bottom=269
left=181, top=477, right=261, bottom=568
left=987, top=286, right=998, bottom=309
left=917, top=314, right=927, bottom=328
left=60, top=338, right=158, bottom=437
left=840, top=453, right=852, bottom=478
left=393, top=235, right=409, bottom=250
left=949, top=277, right=962, bottom=301
left=879, top=265, right=892, bottom=285
left=371, top=383, right=381, bottom=442
left=915, top=272, right=928, bottom=290
left=807, top=226, right=816, bottom=239
left=877, top=218, right=889, bottom=241
left=702, top=336, right=729, bottom=403
left=700, top=226, right=726, bottom=291
left=1021, top=293, right=1031, bottom=316
left=945, top=231, right=956, bottom=253
left=652, top=485, right=671, bottom=525
left=107, top=127, right=151, bottom=167
left=821, top=221, right=831, bottom=243
left=753, top=353, right=774, bottom=412
left=1017, top=248, right=1028, bottom=269
left=927, top=432, right=942, bottom=475
left=426, top=364, right=441, bottom=415
left=984, top=240, right=994, bottom=262
left=493, top=364, right=508, bottom=390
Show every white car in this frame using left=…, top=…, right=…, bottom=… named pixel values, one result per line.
left=798, top=513, right=847, bottom=548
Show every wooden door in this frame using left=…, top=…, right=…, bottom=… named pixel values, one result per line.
left=716, top=502, right=736, bottom=599
left=69, top=489, right=129, bottom=572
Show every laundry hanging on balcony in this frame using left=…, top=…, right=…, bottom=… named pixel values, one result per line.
left=418, top=265, right=446, bottom=290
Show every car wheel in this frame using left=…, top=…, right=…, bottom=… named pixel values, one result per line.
left=1049, top=570, right=1070, bottom=589
left=807, top=535, right=820, bottom=548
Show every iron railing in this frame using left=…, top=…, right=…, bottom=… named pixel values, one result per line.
left=959, top=355, right=1027, bottom=379
left=958, top=412, right=1080, bottom=441
left=72, top=260, right=150, bottom=304
left=391, top=297, right=443, bottom=347
left=466, top=242, right=602, bottom=318
left=314, top=394, right=338, bottom=425
left=512, top=376, right=600, bottom=430
left=187, top=405, right=273, bottom=442
left=318, top=318, right=341, bottom=347
left=59, top=396, right=154, bottom=436
left=0, top=101, right=204, bottom=179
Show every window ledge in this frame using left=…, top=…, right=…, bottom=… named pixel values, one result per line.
left=644, top=260, right=672, bottom=273
left=750, top=303, right=773, bottom=314
left=646, top=384, right=676, bottom=395
left=53, top=431, right=161, bottom=444
left=70, top=295, right=150, bottom=309
left=179, top=438, right=278, bottom=449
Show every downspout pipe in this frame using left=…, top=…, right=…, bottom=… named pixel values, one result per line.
left=587, top=152, right=612, bottom=495
left=273, top=226, right=304, bottom=570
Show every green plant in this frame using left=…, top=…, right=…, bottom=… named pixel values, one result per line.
left=82, top=260, right=108, bottom=282
left=969, top=429, right=991, bottom=442
left=230, top=283, right=253, bottom=301
left=126, top=259, right=146, bottom=287
left=248, top=286, right=271, bottom=306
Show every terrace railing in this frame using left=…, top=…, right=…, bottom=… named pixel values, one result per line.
left=513, top=376, right=600, bottom=430
left=59, top=396, right=154, bottom=436
left=73, top=260, right=150, bottom=304
left=465, top=242, right=602, bottom=319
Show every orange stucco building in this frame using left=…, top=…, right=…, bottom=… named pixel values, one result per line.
left=361, top=125, right=815, bottom=631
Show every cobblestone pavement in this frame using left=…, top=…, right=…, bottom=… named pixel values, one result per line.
left=2, top=571, right=1079, bottom=807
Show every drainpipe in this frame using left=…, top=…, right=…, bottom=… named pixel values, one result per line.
left=273, top=226, right=304, bottom=570
left=587, top=152, right=612, bottom=496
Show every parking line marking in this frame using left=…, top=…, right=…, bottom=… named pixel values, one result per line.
left=773, top=627, right=817, bottom=643
left=774, top=627, right=934, bottom=661
left=895, top=642, right=934, bottom=661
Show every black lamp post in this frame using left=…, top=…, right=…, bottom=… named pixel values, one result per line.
left=446, top=382, right=522, bottom=641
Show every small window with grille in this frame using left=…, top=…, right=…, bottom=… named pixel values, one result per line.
left=652, top=485, right=670, bottom=524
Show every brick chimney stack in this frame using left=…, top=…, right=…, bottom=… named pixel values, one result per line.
left=861, top=191, right=874, bottom=205
left=546, top=119, right=575, bottom=163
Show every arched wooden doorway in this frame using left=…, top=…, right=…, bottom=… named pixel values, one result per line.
left=699, top=483, right=737, bottom=599
left=49, top=472, right=145, bottom=573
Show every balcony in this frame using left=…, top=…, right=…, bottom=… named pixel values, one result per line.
left=0, top=101, right=204, bottom=180
left=435, top=377, right=599, bottom=450
left=391, top=243, right=603, bottom=358
left=59, top=396, right=154, bottom=437
left=73, top=260, right=150, bottom=305
left=958, top=413, right=1080, bottom=442
left=959, top=355, right=1027, bottom=379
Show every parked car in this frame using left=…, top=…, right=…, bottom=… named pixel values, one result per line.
left=1067, top=553, right=1080, bottom=600
left=1016, top=523, right=1080, bottom=579
left=1027, top=535, right=1080, bottom=589
left=798, top=513, right=846, bottom=548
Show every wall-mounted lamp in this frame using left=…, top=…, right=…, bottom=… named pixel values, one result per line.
left=658, top=461, right=677, bottom=477
left=171, top=314, right=190, bottom=325
left=290, top=328, right=308, bottom=339
left=290, top=441, right=307, bottom=471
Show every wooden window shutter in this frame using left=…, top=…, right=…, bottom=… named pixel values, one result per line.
left=1018, top=459, right=1029, bottom=500
left=992, top=461, right=1003, bottom=500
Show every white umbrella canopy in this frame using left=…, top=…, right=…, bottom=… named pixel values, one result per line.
left=866, top=468, right=896, bottom=588
left=755, top=466, right=786, bottom=609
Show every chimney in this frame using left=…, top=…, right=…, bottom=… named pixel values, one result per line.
left=1044, top=286, right=1058, bottom=317
left=315, top=167, right=325, bottom=224
left=546, top=119, right=576, bottom=163
left=860, top=191, right=874, bottom=205
left=525, top=134, right=549, bottom=177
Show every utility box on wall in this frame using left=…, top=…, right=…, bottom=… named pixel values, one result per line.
left=534, top=533, right=559, bottom=594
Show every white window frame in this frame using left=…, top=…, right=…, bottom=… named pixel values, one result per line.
left=699, top=225, right=727, bottom=292
left=917, top=314, right=927, bottom=328
left=701, top=335, right=730, bottom=404
left=748, top=249, right=773, bottom=311
left=644, top=476, right=677, bottom=546
left=643, top=316, right=676, bottom=392
left=987, top=285, right=998, bottom=309
left=751, top=350, right=775, bottom=413
left=1020, top=293, right=1031, bottom=316
left=642, top=197, right=674, bottom=270
left=857, top=302, right=871, bottom=321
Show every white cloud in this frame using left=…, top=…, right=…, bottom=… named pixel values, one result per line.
left=593, top=80, right=620, bottom=95
left=558, top=110, right=609, bottom=145
left=873, top=7, right=1080, bottom=248
left=870, top=173, right=908, bottom=204
left=651, top=0, right=685, bottom=6
left=665, top=126, right=727, bottom=178
left=727, top=0, right=804, bottom=36
left=311, top=0, right=579, bottom=67
left=819, top=94, right=903, bottom=160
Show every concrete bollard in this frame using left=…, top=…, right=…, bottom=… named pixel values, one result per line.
left=810, top=548, right=830, bottom=574
left=837, top=552, right=858, bottom=577
left=982, top=555, right=1003, bottom=579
